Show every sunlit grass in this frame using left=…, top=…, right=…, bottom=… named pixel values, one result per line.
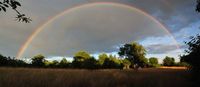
left=0, top=68, right=192, bottom=87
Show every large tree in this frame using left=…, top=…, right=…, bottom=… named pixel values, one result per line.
left=118, top=42, right=147, bottom=68
left=181, top=34, right=200, bottom=71
left=0, top=0, right=31, bottom=23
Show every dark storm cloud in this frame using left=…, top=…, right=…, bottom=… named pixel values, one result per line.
left=123, top=0, right=200, bottom=32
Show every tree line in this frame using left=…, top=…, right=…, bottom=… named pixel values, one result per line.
left=0, top=42, right=187, bottom=69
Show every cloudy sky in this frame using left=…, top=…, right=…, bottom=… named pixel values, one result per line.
left=0, top=0, right=199, bottom=62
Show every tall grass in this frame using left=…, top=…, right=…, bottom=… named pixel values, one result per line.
left=0, top=68, right=192, bottom=87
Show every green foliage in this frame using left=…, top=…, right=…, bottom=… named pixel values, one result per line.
left=122, top=58, right=131, bottom=69
left=0, top=54, right=8, bottom=66
left=149, top=57, right=159, bottom=67
left=0, top=54, right=28, bottom=67
left=181, top=34, right=200, bottom=70
left=0, top=0, right=31, bottom=23
left=181, top=34, right=200, bottom=80
left=49, top=60, right=59, bottom=68
left=175, top=62, right=189, bottom=67
left=72, top=51, right=91, bottom=68
left=83, top=57, right=98, bottom=69
left=98, top=53, right=108, bottom=66
left=102, top=55, right=121, bottom=69
left=163, top=56, right=175, bottom=66
left=74, top=51, right=90, bottom=62
left=59, top=58, right=69, bottom=68
left=31, top=54, right=45, bottom=67
left=118, top=42, right=147, bottom=68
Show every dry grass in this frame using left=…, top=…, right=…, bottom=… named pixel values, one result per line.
left=158, top=66, right=188, bottom=69
left=0, top=67, right=193, bottom=87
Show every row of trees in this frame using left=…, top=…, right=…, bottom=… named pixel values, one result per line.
left=0, top=42, right=187, bottom=69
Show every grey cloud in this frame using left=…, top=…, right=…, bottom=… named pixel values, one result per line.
left=23, top=5, right=167, bottom=57
left=0, top=0, right=197, bottom=58
left=145, top=44, right=187, bottom=54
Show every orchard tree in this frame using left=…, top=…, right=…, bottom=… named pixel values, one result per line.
left=31, top=54, right=45, bottom=67
left=0, top=0, right=31, bottom=23
left=118, top=42, right=147, bottom=68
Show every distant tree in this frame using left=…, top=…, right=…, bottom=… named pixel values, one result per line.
left=31, top=54, right=45, bottom=67
left=149, top=57, right=159, bottom=67
left=98, top=53, right=108, bottom=66
left=0, top=54, right=8, bottom=66
left=49, top=60, right=59, bottom=68
left=118, top=42, right=147, bottom=69
left=59, top=58, right=69, bottom=68
left=102, top=55, right=121, bottom=69
left=83, top=57, right=98, bottom=69
left=0, top=0, right=31, bottom=23
left=163, top=56, right=175, bottom=66
left=72, top=51, right=91, bottom=68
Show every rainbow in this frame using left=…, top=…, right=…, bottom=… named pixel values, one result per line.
left=16, top=2, right=180, bottom=59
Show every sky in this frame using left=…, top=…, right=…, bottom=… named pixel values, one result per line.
left=0, top=0, right=200, bottom=62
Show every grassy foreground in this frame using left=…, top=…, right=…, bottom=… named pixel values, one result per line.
left=0, top=68, right=193, bottom=87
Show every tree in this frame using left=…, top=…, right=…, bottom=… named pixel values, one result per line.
left=118, top=42, right=147, bottom=68
left=196, top=0, right=200, bottom=12
left=50, top=60, right=59, bottom=68
left=59, top=58, right=69, bottom=68
left=0, top=54, right=8, bottom=66
left=31, top=54, right=45, bottom=67
left=83, top=57, right=98, bottom=69
left=72, top=51, right=91, bottom=68
left=121, top=58, right=131, bottom=69
left=101, top=55, right=121, bottom=69
left=163, top=56, right=175, bottom=66
left=0, top=0, right=31, bottom=23
left=98, top=53, right=108, bottom=66
left=181, top=34, right=200, bottom=72
left=149, top=57, right=159, bottom=67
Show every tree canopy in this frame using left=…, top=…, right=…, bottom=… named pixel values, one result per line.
left=31, top=54, right=45, bottom=67
left=181, top=34, right=200, bottom=71
left=118, top=42, right=147, bottom=68
left=149, top=57, right=159, bottom=67
left=163, top=56, right=175, bottom=66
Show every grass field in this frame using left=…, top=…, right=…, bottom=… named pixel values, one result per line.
left=0, top=67, right=194, bottom=87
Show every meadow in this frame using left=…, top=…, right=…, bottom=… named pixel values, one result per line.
left=0, top=67, right=193, bottom=87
